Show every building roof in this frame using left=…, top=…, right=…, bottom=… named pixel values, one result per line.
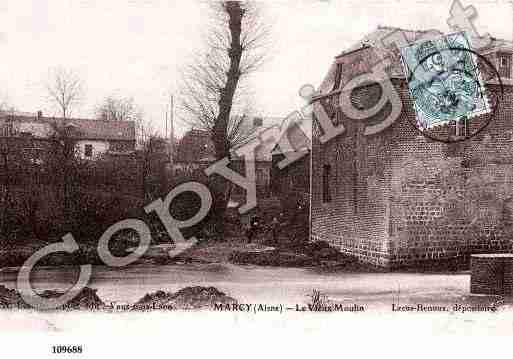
left=316, top=26, right=513, bottom=98
left=177, top=116, right=285, bottom=163
left=335, top=25, right=512, bottom=77
left=271, top=118, right=311, bottom=156
left=230, top=116, right=285, bottom=161
left=0, top=113, right=135, bottom=141
left=64, top=117, right=135, bottom=141
left=342, top=25, right=513, bottom=53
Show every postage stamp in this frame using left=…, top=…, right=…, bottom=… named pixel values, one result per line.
left=400, top=31, right=491, bottom=129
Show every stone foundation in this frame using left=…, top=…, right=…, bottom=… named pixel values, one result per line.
left=471, top=254, right=513, bottom=296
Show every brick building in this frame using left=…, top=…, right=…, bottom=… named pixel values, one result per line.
left=311, top=26, right=513, bottom=269
left=175, top=129, right=216, bottom=165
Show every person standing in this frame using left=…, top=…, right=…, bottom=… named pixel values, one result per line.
left=246, top=215, right=260, bottom=243
left=271, top=215, right=280, bottom=244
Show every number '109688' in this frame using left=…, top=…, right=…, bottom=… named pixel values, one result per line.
left=52, top=346, right=83, bottom=354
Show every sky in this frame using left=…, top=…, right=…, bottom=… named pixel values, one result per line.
left=0, top=0, right=511, bottom=137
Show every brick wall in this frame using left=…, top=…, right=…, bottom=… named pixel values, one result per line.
left=271, top=152, right=310, bottom=204
left=312, top=80, right=513, bottom=269
left=471, top=254, right=513, bottom=295
left=311, top=88, right=395, bottom=267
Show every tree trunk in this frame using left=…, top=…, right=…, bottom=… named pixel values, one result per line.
left=211, top=1, right=245, bottom=238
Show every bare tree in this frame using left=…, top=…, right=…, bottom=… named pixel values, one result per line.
left=0, top=94, right=16, bottom=114
left=44, top=123, right=84, bottom=230
left=139, top=135, right=169, bottom=201
left=96, top=95, right=148, bottom=147
left=179, top=1, right=272, bottom=236
left=46, top=67, right=85, bottom=119
left=96, top=96, right=142, bottom=122
left=137, top=116, right=158, bottom=149
left=181, top=2, right=270, bottom=151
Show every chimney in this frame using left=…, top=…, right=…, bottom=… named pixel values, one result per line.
left=37, top=110, right=43, bottom=119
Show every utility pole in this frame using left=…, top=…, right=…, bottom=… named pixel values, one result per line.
left=169, top=94, right=174, bottom=168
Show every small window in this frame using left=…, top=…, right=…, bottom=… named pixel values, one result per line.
left=322, top=164, right=331, bottom=203
left=351, top=84, right=382, bottom=110
left=500, top=56, right=508, bottom=67
left=84, top=144, right=93, bottom=157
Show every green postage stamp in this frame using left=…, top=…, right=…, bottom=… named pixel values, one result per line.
left=400, top=32, right=491, bottom=129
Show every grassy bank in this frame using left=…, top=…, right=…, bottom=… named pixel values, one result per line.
left=0, top=239, right=126, bottom=268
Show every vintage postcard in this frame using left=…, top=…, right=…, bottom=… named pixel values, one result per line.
left=0, top=0, right=512, bottom=357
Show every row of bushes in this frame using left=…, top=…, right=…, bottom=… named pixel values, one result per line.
left=0, top=158, right=217, bottom=267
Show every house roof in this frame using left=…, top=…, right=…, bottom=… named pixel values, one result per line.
left=1, top=113, right=135, bottom=141
left=61, top=117, right=135, bottom=141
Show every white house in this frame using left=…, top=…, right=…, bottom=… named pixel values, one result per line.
left=0, top=111, right=136, bottom=159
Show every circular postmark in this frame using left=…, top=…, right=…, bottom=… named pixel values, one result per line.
left=406, top=46, right=504, bottom=143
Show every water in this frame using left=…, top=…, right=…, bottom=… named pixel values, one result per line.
left=0, top=263, right=471, bottom=308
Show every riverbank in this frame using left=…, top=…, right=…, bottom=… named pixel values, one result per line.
left=0, top=240, right=126, bottom=268
left=0, top=236, right=373, bottom=272
left=144, top=236, right=373, bottom=272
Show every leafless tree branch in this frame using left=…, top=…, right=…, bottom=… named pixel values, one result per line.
left=45, top=67, right=85, bottom=119
left=178, top=1, right=272, bottom=156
